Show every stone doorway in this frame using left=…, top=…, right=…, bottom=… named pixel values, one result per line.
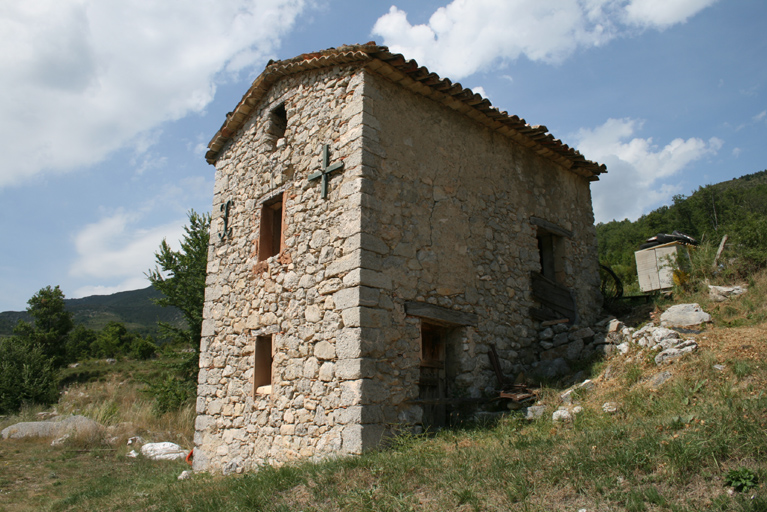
left=418, top=321, right=458, bottom=431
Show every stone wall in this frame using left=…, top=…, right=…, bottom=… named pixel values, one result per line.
left=194, top=65, right=372, bottom=473
left=347, top=69, right=603, bottom=428
left=194, top=61, right=603, bottom=473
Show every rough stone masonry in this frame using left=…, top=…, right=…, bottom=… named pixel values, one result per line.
left=194, top=44, right=606, bottom=474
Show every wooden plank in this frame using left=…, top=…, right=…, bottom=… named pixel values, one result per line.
left=530, top=217, right=574, bottom=238
left=405, top=301, right=478, bottom=326
left=712, top=234, right=729, bottom=270
left=531, top=307, right=561, bottom=322
left=488, top=344, right=508, bottom=388
left=406, top=397, right=494, bottom=406
left=531, top=273, right=576, bottom=323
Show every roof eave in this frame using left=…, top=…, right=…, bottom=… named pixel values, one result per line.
left=205, top=44, right=606, bottom=180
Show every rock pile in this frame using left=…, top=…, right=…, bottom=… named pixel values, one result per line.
left=528, top=306, right=703, bottom=379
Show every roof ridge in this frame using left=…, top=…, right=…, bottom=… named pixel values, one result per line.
left=205, top=44, right=606, bottom=180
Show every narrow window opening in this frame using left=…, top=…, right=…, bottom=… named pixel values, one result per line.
left=536, top=230, right=564, bottom=283
left=268, top=103, right=287, bottom=142
left=258, top=193, right=283, bottom=261
left=254, top=335, right=273, bottom=395
left=537, top=232, right=556, bottom=280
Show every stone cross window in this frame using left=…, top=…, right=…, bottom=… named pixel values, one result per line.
left=254, top=334, right=273, bottom=395
left=258, top=193, right=284, bottom=261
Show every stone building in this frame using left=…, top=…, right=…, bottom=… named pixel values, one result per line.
left=193, top=44, right=606, bottom=473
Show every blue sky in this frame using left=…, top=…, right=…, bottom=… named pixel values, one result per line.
left=1, top=0, right=765, bottom=312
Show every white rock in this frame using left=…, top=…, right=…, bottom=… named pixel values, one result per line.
left=552, top=408, right=572, bottom=423
left=2, top=415, right=102, bottom=440
left=178, top=470, right=193, bottom=480
left=655, top=340, right=698, bottom=365
left=708, top=285, right=746, bottom=302
left=660, top=304, right=711, bottom=328
left=602, top=402, right=619, bottom=414
left=141, top=442, right=188, bottom=461
left=607, top=318, right=625, bottom=333
left=51, top=434, right=70, bottom=446
left=524, top=405, right=546, bottom=420
left=127, top=450, right=139, bottom=458
left=617, top=342, right=630, bottom=355
left=652, top=327, right=680, bottom=344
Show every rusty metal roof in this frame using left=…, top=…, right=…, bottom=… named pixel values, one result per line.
left=205, top=43, right=606, bottom=180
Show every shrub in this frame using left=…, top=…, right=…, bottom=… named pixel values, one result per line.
left=0, top=337, right=58, bottom=413
left=130, top=337, right=157, bottom=360
left=146, top=373, right=195, bottom=414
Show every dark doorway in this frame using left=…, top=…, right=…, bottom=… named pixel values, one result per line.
left=418, top=322, right=457, bottom=431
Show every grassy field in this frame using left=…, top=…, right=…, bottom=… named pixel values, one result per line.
left=2, top=300, right=766, bottom=510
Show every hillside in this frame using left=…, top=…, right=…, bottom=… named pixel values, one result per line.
left=597, top=169, right=767, bottom=289
left=0, top=286, right=183, bottom=339
left=1, top=305, right=766, bottom=510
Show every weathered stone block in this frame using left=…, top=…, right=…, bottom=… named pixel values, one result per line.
left=314, top=341, right=336, bottom=360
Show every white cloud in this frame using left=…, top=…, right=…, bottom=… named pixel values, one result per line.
left=470, top=86, right=489, bottom=101
left=0, top=0, right=306, bottom=188
left=67, top=174, right=213, bottom=298
left=372, top=0, right=717, bottom=79
left=754, top=110, right=767, bottom=123
left=575, top=118, right=721, bottom=222
left=69, top=210, right=186, bottom=292
left=624, top=0, right=718, bottom=28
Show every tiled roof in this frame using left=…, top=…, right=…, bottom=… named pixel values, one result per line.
left=206, top=43, right=606, bottom=180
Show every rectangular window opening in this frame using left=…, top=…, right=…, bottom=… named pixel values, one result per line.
left=254, top=335, right=273, bottom=395
left=536, top=230, right=564, bottom=283
left=258, top=193, right=283, bottom=261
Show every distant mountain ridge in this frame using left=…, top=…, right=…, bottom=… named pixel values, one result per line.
left=0, top=286, right=183, bottom=338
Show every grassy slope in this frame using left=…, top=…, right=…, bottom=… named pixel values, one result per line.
left=2, top=293, right=767, bottom=511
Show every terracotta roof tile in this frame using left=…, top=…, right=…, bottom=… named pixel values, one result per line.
left=205, top=43, right=606, bottom=180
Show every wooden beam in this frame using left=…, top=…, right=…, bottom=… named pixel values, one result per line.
left=530, top=217, right=574, bottom=238
left=405, top=301, right=478, bottom=326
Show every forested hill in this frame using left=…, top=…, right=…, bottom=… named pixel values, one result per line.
left=0, top=286, right=182, bottom=338
left=596, top=170, right=767, bottom=287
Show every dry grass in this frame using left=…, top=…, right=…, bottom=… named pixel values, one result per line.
left=2, top=310, right=767, bottom=510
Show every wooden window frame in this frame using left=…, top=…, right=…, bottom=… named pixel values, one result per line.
left=258, top=193, right=284, bottom=261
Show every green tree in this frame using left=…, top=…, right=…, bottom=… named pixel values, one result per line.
left=0, top=337, right=58, bottom=413
left=147, top=211, right=210, bottom=410
left=66, top=324, right=97, bottom=362
left=90, top=321, right=135, bottom=358
left=14, top=285, right=73, bottom=368
left=130, top=335, right=157, bottom=360
left=146, top=210, right=210, bottom=351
